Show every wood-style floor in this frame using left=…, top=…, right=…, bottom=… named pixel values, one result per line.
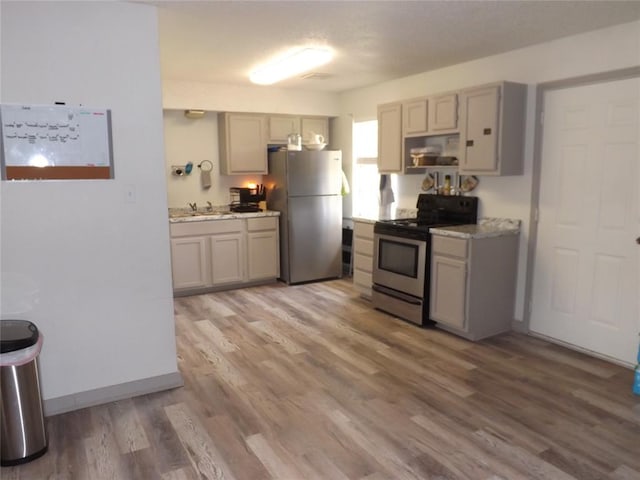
left=3, top=279, right=639, bottom=479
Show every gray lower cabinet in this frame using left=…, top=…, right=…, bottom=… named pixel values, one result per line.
left=247, top=217, right=280, bottom=281
left=170, top=216, right=279, bottom=295
left=352, top=220, right=375, bottom=298
left=430, top=233, right=518, bottom=340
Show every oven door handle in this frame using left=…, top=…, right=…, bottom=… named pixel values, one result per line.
left=372, top=284, right=423, bottom=305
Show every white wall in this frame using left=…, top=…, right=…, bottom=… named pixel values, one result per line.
left=0, top=2, right=180, bottom=407
left=163, top=80, right=341, bottom=116
left=162, top=83, right=342, bottom=208
left=163, top=110, right=263, bottom=207
left=337, top=20, right=640, bottom=322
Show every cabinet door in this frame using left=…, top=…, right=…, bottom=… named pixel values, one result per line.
left=459, top=86, right=500, bottom=173
left=428, top=93, right=458, bottom=132
left=377, top=103, right=402, bottom=173
left=402, top=98, right=428, bottom=136
left=301, top=117, right=329, bottom=144
left=170, top=236, right=210, bottom=289
left=269, top=116, right=300, bottom=143
left=219, top=113, right=267, bottom=174
left=210, top=233, right=244, bottom=285
left=430, top=254, right=467, bottom=330
left=247, top=231, right=279, bottom=280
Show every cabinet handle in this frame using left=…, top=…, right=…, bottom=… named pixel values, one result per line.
left=636, top=236, right=640, bottom=245
left=466, top=140, right=474, bottom=147
left=483, top=128, right=492, bottom=135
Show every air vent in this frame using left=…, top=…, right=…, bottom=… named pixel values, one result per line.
left=300, top=72, right=332, bottom=80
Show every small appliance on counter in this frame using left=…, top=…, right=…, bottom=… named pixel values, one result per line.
left=229, top=186, right=266, bottom=212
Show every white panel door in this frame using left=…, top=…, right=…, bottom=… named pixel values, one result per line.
left=531, top=77, right=639, bottom=365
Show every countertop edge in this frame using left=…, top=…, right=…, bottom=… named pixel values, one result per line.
left=169, top=211, right=280, bottom=223
left=430, top=227, right=520, bottom=239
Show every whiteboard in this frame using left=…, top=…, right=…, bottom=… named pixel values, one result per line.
left=0, top=104, right=113, bottom=178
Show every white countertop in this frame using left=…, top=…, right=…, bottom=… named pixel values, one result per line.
left=169, top=208, right=280, bottom=223
left=430, top=218, right=521, bottom=239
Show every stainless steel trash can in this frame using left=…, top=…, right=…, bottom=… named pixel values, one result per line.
left=0, top=320, right=48, bottom=466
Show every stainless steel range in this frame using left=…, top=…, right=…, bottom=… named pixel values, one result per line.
left=372, top=194, right=478, bottom=326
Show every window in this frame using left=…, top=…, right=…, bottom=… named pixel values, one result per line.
left=352, top=120, right=397, bottom=219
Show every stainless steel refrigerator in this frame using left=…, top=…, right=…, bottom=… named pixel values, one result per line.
left=265, top=150, right=343, bottom=284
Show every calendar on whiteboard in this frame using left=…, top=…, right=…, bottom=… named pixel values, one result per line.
left=1, top=104, right=113, bottom=180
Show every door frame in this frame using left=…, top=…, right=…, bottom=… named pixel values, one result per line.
left=522, top=66, right=640, bottom=347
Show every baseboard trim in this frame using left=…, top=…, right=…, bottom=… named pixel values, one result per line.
left=527, top=331, right=634, bottom=369
left=43, top=371, right=184, bottom=416
left=510, top=319, right=528, bottom=334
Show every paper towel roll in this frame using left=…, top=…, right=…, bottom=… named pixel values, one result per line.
left=201, top=169, right=211, bottom=189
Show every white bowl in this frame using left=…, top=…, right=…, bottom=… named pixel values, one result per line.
left=303, top=142, right=327, bottom=151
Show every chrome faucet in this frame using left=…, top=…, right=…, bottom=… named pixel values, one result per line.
left=188, top=202, right=197, bottom=211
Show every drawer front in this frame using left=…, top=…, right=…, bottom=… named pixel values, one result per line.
left=353, top=269, right=372, bottom=290
left=354, top=221, right=374, bottom=239
left=432, top=235, right=468, bottom=258
left=248, top=216, right=277, bottom=232
left=354, top=253, right=373, bottom=273
left=170, top=219, right=243, bottom=237
left=354, top=237, right=374, bottom=257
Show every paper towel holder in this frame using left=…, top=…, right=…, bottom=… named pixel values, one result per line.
left=197, top=160, right=213, bottom=172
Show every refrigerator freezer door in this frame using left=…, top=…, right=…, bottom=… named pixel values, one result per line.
left=287, top=194, right=342, bottom=284
left=287, top=151, right=342, bottom=197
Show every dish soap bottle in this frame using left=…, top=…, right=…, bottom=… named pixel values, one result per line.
left=443, top=175, right=452, bottom=195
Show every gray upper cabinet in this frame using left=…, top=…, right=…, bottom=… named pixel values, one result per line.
left=458, top=81, right=526, bottom=175
left=402, top=97, right=428, bottom=136
left=268, top=116, right=300, bottom=144
left=427, top=93, right=458, bottom=133
left=218, top=113, right=268, bottom=175
left=377, top=102, right=403, bottom=173
left=301, top=117, right=329, bottom=144
left=268, top=116, right=329, bottom=145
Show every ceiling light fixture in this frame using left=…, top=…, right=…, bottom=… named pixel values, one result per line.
left=249, top=47, right=333, bottom=85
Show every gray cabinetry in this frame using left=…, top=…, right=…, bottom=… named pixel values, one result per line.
left=169, top=216, right=279, bottom=295
left=352, top=220, right=375, bottom=298
left=218, top=113, right=268, bottom=174
left=247, top=217, right=280, bottom=281
left=268, top=116, right=329, bottom=145
left=301, top=117, right=329, bottom=144
left=268, top=116, right=300, bottom=144
left=430, top=233, right=518, bottom=340
left=377, top=102, right=403, bottom=173
left=170, top=236, right=210, bottom=290
left=209, top=221, right=245, bottom=286
left=402, top=97, right=428, bottom=136
left=428, top=92, right=458, bottom=133
left=458, top=81, right=526, bottom=176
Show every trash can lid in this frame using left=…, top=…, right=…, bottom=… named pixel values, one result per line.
left=0, top=320, right=39, bottom=353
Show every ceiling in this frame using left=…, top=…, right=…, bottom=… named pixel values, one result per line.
left=154, top=1, right=640, bottom=93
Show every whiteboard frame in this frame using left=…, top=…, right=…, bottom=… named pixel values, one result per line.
left=0, top=104, right=114, bottom=181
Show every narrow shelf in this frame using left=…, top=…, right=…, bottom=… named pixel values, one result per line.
left=405, top=165, right=459, bottom=174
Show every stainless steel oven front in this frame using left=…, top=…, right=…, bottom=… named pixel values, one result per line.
left=373, top=233, right=426, bottom=297
left=372, top=230, right=429, bottom=325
